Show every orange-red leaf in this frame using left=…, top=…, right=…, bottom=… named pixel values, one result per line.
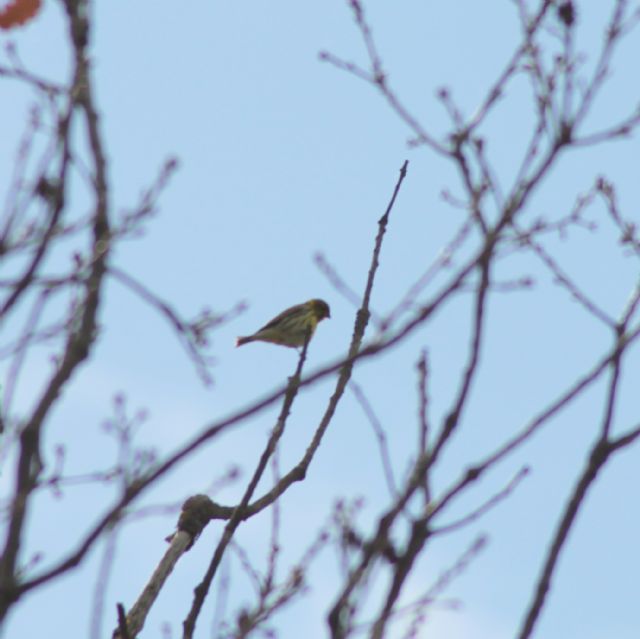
left=0, top=0, right=42, bottom=30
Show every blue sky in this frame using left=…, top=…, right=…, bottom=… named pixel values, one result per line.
left=2, top=1, right=640, bottom=638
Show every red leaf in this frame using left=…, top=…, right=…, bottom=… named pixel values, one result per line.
left=0, top=0, right=42, bottom=29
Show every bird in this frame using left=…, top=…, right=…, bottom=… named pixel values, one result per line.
left=236, top=299, right=331, bottom=348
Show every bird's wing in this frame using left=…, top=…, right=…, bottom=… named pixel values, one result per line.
left=259, top=302, right=306, bottom=331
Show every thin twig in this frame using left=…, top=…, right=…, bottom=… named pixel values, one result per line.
left=349, top=380, right=397, bottom=497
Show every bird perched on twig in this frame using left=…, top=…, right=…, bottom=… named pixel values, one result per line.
left=236, top=299, right=331, bottom=348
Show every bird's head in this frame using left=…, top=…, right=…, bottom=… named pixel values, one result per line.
left=309, top=299, right=331, bottom=321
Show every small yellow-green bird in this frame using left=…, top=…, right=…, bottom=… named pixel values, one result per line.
left=236, top=299, right=331, bottom=348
